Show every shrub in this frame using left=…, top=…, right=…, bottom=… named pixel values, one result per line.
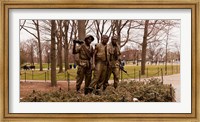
left=21, top=78, right=175, bottom=102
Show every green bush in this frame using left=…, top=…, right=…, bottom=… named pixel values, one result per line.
left=21, top=78, right=175, bottom=102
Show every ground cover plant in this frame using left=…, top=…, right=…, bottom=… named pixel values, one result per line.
left=21, top=78, right=175, bottom=102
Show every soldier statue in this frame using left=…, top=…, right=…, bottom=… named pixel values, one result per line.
left=72, top=35, right=94, bottom=95
left=88, top=35, right=109, bottom=94
left=103, top=36, right=121, bottom=90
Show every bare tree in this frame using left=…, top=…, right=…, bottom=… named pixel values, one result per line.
left=141, top=20, right=149, bottom=75
left=30, top=43, right=34, bottom=65
left=111, top=20, right=129, bottom=46
left=139, top=20, right=172, bottom=75
left=174, top=42, right=180, bottom=61
left=51, top=20, right=57, bottom=86
left=120, top=20, right=133, bottom=48
left=20, top=41, right=29, bottom=65
left=148, top=41, right=163, bottom=65
left=64, top=20, right=69, bottom=71
left=78, top=20, right=86, bottom=40
left=162, top=22, right=178, bottom=74
left=20, top=19, right=180, bottom=77
left=57, top=20, right=64, bottom=73
left=68, top=20, right=78, bottom=64
left=33, top=20, right=43, bottom=71
left=20, top=39, right=38, bottom=65
left=92, top=20, right=111, bottom=43
left=20, top=20, right=43, bottom=71
left=42, top=41, right=51, bottom=63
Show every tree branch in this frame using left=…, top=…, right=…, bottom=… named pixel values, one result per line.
left=128, top=39, right=142, bottom=46
left=147, top=20, right=158, bottom=36
left=21, top=26, right=38, bottom=39
left=20, top=20, right=26, bottom=31
left=120, top=20, right=129, bottom=30
left=120, top=21, right=132, bottom=48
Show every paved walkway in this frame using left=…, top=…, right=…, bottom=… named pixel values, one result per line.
left=162, top=74, right=180, bottom=102
left=21, top=74, right=180, bottom=102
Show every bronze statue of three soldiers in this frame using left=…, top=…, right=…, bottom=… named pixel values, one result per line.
left=72, top=35, right=121, bottom=95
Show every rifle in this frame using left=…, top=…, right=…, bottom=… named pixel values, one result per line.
left=119, top=61, right=128, bottom=74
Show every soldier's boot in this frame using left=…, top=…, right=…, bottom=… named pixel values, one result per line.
left=103, top=83, right=109, bottom=91
left=87, top=87, right=93, bottom=94
left=114, top=84, right=117, bottom=89
left=84, top=88, right=89, bottom=95
left=95, top=89, right=101, bottom=95
left=76, top=86, right=81, bottom=94
left=103, top=86, right=107, bottom=91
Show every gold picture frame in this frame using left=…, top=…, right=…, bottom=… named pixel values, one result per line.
left=0, top=0, right=199, bottom=121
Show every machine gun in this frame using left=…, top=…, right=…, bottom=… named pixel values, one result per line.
left=73, top=39, right=84, bottom=44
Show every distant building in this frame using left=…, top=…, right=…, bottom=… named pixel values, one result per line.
left=120, top=49, right=141, bottom=65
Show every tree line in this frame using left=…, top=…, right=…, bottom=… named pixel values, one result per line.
left=20, top=20, right=180, bottom=86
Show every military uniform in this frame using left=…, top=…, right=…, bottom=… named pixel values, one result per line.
left=104, top=42, right=121, bottom=89
left=89, top=42, right=108, bottom=90
left=74, top=43, right=93, bottom=94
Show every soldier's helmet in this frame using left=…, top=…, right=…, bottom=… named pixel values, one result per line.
left=102, top=35, right=109, bottom=39
left=111, top=35, right=118, bottom=40
left=85, top=35, right=94, bottom=42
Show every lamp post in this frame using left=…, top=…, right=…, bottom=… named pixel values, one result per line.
left=136, top=52, right=139, bottom=66
left=47, top=50, right=50, bottom=70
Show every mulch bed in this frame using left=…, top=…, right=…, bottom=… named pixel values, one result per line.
left=20, top=81, right=78, bottom=98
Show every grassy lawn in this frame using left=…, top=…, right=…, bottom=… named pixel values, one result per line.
left=20, top=64, right=180, bottom=81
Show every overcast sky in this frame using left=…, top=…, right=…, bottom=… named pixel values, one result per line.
left=20, top=20, right=180, bottom=52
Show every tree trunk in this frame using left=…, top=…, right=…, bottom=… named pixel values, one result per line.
left=75, top=20, right=86, bottom=66
left=58, top=20, right=63, bottom=73
left=64, top=21, right=69, bottom=71
left=35, top=20, right=43, bottom=71
left=31, top=44, right=34, bottom=66
left=115, top=20, right=121, bottom=45
left=51, top=20, right=57, bottom=86
left=78, top=20, right=86, bottom=40
left=141, top=20, right=149, bottom=75
left=165, top=38, right=168, bottom=75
